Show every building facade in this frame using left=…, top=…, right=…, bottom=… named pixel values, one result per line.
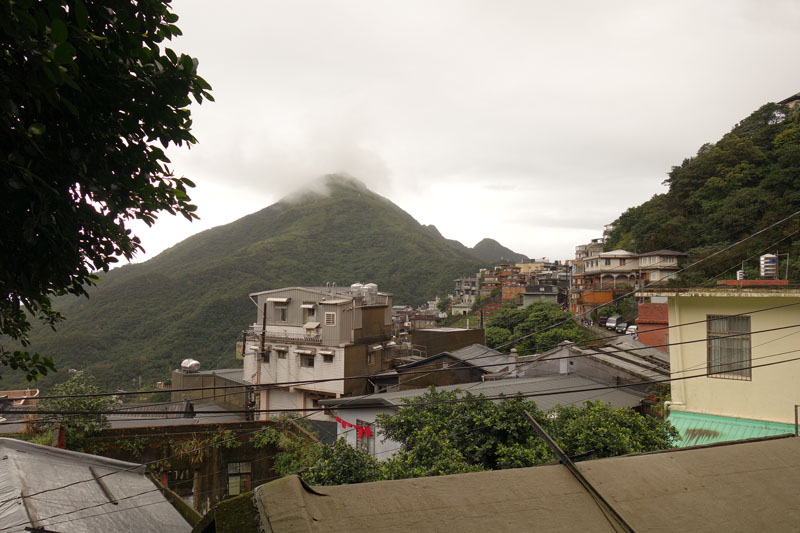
left=242, top=285, right=393, bottom=421
left=639, top=286, right=800, bottom=446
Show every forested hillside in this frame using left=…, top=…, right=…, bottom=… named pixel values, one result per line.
left=11, top=176, right=488, bottom=389
left=606, top=97, right=800, bottom=284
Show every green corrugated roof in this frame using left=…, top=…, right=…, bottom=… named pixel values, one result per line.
left=669, top=410, right=795, bottom=447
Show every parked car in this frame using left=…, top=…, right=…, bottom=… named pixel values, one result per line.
left=598, top=317, right=608, bottom=328
left=615, top=322, right=628, bottom=334
left=626, top=324, right=638, bottom=336
left=605, top=315, right=622, bottom=330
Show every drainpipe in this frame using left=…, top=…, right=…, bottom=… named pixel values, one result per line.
left=662, top=400, right=685, bottom=420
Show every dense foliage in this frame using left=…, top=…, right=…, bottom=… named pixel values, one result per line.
left=484, top=302, right=592, bottom=354
left=0, top=0, right=211, bottom=381
left=35, top=371, right=119, bottom=449
left=294, top=389, right=679, bottom=485
left=10, top=177, right=484, bottom=389
left=606, top=99, right=800, bottom=284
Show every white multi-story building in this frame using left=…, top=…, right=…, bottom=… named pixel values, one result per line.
left=242, top=284, right=393, bottom=421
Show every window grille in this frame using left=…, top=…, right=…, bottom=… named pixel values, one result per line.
left=707, top=315, right=751, bottom=380
left=227, top=462, right=252, bottom=497
left=325, top=312, right=336, bottom=326
left=300, top=354, right=315, bottom=367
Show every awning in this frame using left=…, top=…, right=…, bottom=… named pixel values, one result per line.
left=304, top=322, right=320, bottom=329
left=266, top=297, right=290, bottom=303
left=300, top=304, right=316, bottom=309
left=295, top=349, right=315, bottom=355
left=318, top=350, right=334, bottom=356
left=273, top=345, right=288, bottom=352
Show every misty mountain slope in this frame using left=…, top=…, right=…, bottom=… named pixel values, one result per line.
left=13, top=176, right=487, bottom=389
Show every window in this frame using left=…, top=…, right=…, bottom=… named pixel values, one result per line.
left=323, top=353, right=334, bottom=363
left=604, top=258, right=611, bottom=266
left=275, top=348, right=287, bottom=359
left=261, top=350, right=270, bottom=363
left=325, top=312, right=336, bottom=326
left=226, top=462, right=252, bottom=497
left=300, top=354, right=315, bottom=367
left=355, top=419, right=375, bottom=456
left=620, top=258, right=626, bottom=266
left=274, top=302, right=288, bottom=322
left=366, top=352, right=374, bottom=365
left=302, top=304, right=316, bottom=322
left=707, top=315, right=751, bottom=380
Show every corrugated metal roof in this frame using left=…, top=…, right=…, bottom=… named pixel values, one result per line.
left=668, top=410, right=795, bottom=447
left=320, top=374, right=645, bottom=410
left=0, top=438, right=191, bottom=532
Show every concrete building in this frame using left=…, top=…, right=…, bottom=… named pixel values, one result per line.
left=242, top=285, right=393, bottom=421
left=639, top=285, right=800, bottom=446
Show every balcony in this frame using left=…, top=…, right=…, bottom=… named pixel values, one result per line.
left=246, top=329, right=322, bottom=345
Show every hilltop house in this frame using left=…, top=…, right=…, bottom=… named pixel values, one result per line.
left=242, top=284, right=393, bottom=421
left=570, top=248, right=685, bottom=319
left=638, top=285, right=800, bottom=446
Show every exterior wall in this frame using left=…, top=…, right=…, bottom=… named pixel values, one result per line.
left=343, top=344, right=388, bottom=397
left=412, top=329, right=486, bottom=358
left=636, top=303, right=669, bottom=351
left=396, top=359, right=484, bottom=391
left=88, top=420, right=295, bottom=514
left=502, top=286, right=525, bottom=303
left=171, top=371, right=249, bottom=412
left=667, top=294, right=800, bottom=425
left=334, top=406, right=399, bottom=461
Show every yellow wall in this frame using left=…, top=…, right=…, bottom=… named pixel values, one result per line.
left=668, top=294, right=800, bottom=424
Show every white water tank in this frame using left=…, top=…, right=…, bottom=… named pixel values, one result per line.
left=350, top=282, right=363, bottom=295
left=760, top=254, right=778, bottom=278
left=363, top=283, right=378, bottom=304
left=181, top=359, right=201, bottom=373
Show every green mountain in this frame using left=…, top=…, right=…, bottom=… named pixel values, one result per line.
left=470, top=238, right=529, bottom=264
left=10, top=176, right=487, bottom=390
left=421, top=226, right=529, bottom=263
left=606, top=96, right=800, bottom=284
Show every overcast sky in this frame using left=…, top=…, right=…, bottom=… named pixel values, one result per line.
left=128, top=0, right=800, bottom=264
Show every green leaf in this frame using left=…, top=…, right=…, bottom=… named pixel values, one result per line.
left=50, top=18, right=68, bottom=43
left=28, top=123, right=46, bottom=135
left=54, top=42, right=76, bottom=64
left=74, top=0, right=89, bottom=29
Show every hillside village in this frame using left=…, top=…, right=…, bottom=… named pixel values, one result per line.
left=4, top=1, right=800, bottom=530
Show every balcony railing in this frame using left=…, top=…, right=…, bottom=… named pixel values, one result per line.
left=246, top=329, right=322, bottom=345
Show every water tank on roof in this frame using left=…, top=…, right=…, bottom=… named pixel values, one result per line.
left=181, top=359, right=201, bottom=373
left=350, top=282, right=363, bottom=295
left=363, top=283, right=378, bottom=304
left=760, top=254, right=778, bottom=279
left=737, top=269, right=746, bottom=281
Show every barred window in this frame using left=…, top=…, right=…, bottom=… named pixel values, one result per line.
left=325, top=312, right=336, bottom=326
left=707, top=315, right=751, bottom=380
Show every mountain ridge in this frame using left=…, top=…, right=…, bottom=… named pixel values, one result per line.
left=9, top=175, right=525, bottom=389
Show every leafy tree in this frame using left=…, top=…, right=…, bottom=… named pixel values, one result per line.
left=303, top=438, right=382, bottom=486
left=604, top=100, right=800, bottom=285
left=250, top=418, right=322, bottom=476
left=0, top=0, right=212, bottom=380
left=548, top=400, right=679, bottom=458
left=375, top=388, right=678, bottom=480
left=35, top=371, right=119, bottom=449
left=484, top=326, right=512, bottom=349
